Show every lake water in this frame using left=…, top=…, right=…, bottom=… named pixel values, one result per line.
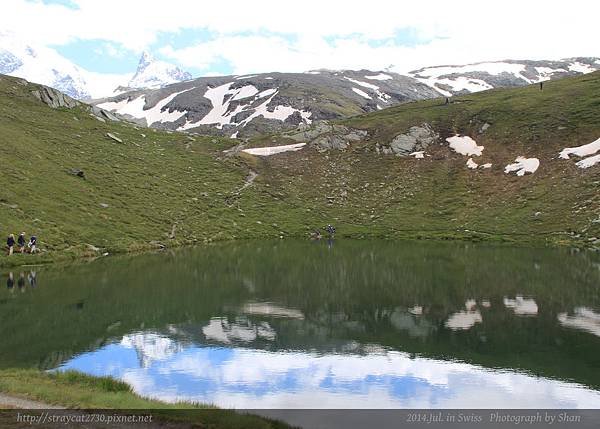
left=1, top=240, right=600, bottom=408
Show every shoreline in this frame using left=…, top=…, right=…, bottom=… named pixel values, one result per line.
left=0, top=369, right=290, bottom=428
left=0, top=229, right=594, bottom=271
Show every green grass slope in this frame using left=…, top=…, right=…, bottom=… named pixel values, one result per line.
left=0, top=75, right=319, bottom=266
left=250, top=72, right=600, bottom=247
left=0, top=72, right=599, bottom=267
left=0, top=369, right=290, bottom=428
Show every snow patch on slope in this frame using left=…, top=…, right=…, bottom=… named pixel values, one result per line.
left=242, top=143, right=306, bottom=156
left=415, top=62, right=532, bottom=80
left=364, top=73, right=393, bottom=81
left=97, top=89, right=191, bottom=126
left=559, top=138, right=600, bottom=169
left=466, top=158, right=479, bottom=169
left=231, top=85, right=259, bottom=100
left=568, top=62, right=595, bottom=73
left=345, top=76, right=391, bottom=102
left=504, top=157, right=540, bottom=176
left=446, top=135, right=484, bottom=156
left=559, top=138, right=600, bottom=158
left=352, top=87, right=371, bottom=99
left=576, top=155, right=600, bottom=169
left=180, top=82, right=312, bottom=131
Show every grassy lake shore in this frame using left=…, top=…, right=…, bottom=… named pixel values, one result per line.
left=0, top=369, right=290, bottom=428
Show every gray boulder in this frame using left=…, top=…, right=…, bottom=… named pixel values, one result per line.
left=285, top=121, right=368, bottom=152
left=31, top=86, right=80, bottom=108
left=29, top=82, right=122, bottom=123
left=386, top=124, right=438, bottom=156
left=106, top=133, right=123, bottom=143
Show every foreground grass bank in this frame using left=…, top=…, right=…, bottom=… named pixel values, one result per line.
left=0, top=369, right=289, bottom=428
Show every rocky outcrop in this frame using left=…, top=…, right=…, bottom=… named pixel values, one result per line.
left=31, top=85, right=80, bottom=108
left=376, top=124, right=438, bottom=156
left=30, top=82, right=121, bottom=122
left=286, top=121, right=368, bottom=152
left=89, top=105, right=120, bottom=122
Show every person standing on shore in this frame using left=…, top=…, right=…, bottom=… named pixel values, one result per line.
left=17, top=232, right=26, bottom=253
left=28, top=235, right=37, bottom=254
left=6, top=234, right=15, bottom=255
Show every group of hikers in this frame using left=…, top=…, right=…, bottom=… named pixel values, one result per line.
left=6, top=232, right=37, bottom=255
left=311, top=224, right=336, bottom=241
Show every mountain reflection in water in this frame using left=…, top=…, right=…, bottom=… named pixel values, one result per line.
left=1, top=240, right=599, bottom=408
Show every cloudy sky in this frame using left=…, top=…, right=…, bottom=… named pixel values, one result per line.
left=1, top=0, right=598, bottom=76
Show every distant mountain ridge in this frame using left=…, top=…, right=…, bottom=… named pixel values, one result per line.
left=93, top=58, right=600, bottom=138
left=409, top=58, right=600, bottom=96
left=94, top=70, right=441, bottom=138
left=1, top=32, right=599, bottom=136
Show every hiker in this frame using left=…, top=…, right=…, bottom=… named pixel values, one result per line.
left=326, top=224, right=336, bottom=249
left=310, top=230, right=322, bottom=240
left=326, top=224, right=336, bottom=237
left=6, top=234, right=15, bottom=255
left=6, top=272, right=14, bottom=289
left=17, top=232, right=26, bottom=253
left=540, top=81, right=543, bottom=90
left=28, top=235, right=37, bottom=254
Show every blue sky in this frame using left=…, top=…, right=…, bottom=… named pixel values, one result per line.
left=50, top=27, right=431, bottom=76
left=3, top=0, right=598, bottom=77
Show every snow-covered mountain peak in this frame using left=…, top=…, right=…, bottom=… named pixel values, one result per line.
left=127, top=51, right=192, bottom=89
left=0, top=34, right=91, bottom=99
left=138, top=51, right=154, bottom=70
left=0, top=35, right=192, bottom=99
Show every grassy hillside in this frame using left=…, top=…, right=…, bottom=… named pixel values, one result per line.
left=0, top=75, right=319, bottom=267
left=0, top=72, right=599, bottom=267
left=250, top=72, right=600, bottom=247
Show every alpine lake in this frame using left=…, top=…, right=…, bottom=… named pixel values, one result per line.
left=2, top=239, right=600, bottom=408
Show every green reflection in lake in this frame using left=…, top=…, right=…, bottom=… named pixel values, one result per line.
left=1, top=240, right=599, bottom=390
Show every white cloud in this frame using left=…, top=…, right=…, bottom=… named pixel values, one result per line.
left=1, top=0, right=598, bottom=75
